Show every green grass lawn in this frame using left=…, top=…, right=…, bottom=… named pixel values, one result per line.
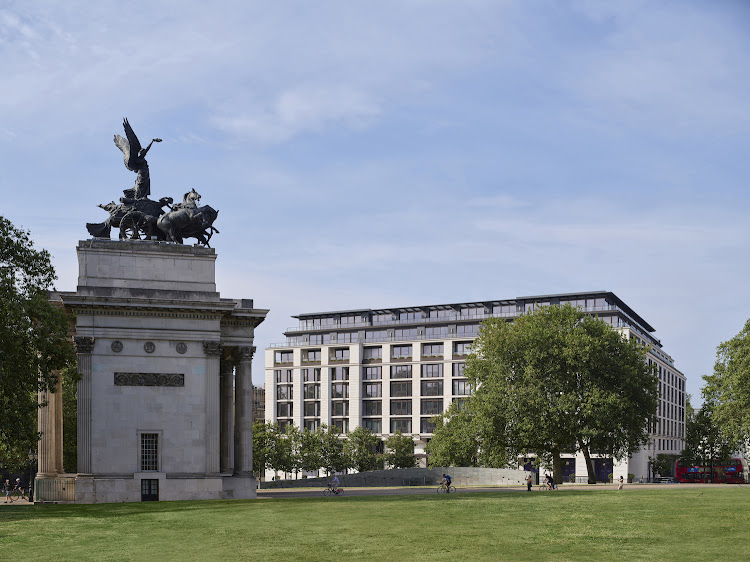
left=1, top=487, right=749, bottom=561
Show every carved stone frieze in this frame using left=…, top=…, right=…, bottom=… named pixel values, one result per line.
left=74, top=336, right=95, bottom=354
left=114, top=373, right=184, bottom=387
left=203, top=341, right=222, bottom=357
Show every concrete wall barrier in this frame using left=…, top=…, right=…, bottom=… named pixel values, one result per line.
left=260, top=466, right=529, bottom=489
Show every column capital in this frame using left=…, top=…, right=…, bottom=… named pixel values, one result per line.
left=74, top=336, right=95, bottom=355
left=203, top=341, right=222, bottom=357
left=237, top=346, right=256, bottom=362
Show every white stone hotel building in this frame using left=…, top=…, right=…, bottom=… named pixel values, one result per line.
left=265, top=291, right=686, bottom=482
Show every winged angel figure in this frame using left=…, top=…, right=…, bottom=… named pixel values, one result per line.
left=114, top=118, right=162, bottom=199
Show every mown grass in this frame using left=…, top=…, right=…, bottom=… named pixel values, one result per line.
left=1, top=487, right=748, bottom=561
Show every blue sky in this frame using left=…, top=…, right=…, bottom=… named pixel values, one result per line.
left=3, top=1, right=749, bottom=400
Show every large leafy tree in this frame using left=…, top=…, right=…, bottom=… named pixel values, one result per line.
left=425, top=403, right=480, bottom=468
left=319, top=425, right=350, bottom=475
left=344, top=426, right=382, bottom=472
left=252, top=420, right=274, bottom=478
left=680, top=401, right=736, bottom=475
left=0, top=216, right=73, bottom=464
left=384, top=431, right=417, bottom=469
left=702, top=319, right=750, bottom=445
left=465, top=305, right=657, bottom=484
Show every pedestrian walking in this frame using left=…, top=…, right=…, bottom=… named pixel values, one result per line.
left=4, top=479, right=14, bottom=503
left=617, top=475, right=624, bottom=490
left=526, top=474, right=533, bottom=491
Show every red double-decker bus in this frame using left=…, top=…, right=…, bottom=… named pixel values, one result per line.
left=675, top=458, right=747, bottom=483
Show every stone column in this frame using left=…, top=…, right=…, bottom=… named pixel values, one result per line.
left=234, top=346, right=255, bottom=476
left=37, top=386, right=57, bottom=478
left=219, top=350, right=235, bottom=474
left=75, top=336, right=95, bottom=475
left=203, top=341, right=222, bottom=476
left=53, top=373, right=64, bottom=474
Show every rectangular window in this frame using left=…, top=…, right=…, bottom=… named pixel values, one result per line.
left=391, top=381, right=412, bottom=397
left=309, top=334, right=323, bottom=345
left=303, top=368, right=321, bottom=382
left=394, top=328, right=418, bottom=340
left=390, top=418, right=412, bottom=433
left=453, top=342, right=472, bottom=356
left=275, top=369, right=292, bottom=383
left=456, top=324, right=478, bottom=337
left=331, top=348, right=350, bottom=361
left=304, top=384, right=320, bottom=399
left=421, top=364, right=443, bottom=378
left=331, top=418, right=349, bottom=433
left=420, top=418, right=437, bottom=434
left=277, top=385, right=293, bottom=400
left=426, top=326, right=450, bottom=337
left=391, top=345, right=412, bottom=359
left=363, top=418, right=382, bottom=433
left=421, top=399, right=443, bottom=415
left=421, top=380, right=443, bottom=396
left=365, top=329, right=387, bottom=341
left=140, top=433, right=158, bottom=471
left=336, top=332, right=358, bottom=344
left=363, top=401, right=382, bottom=416
left=452, top=379, right=471, bottom=395
left=391, top=399, right=412, bottom=416
left=452, top=363, right=465, bottom=377
left=391, top=365, right=412, bottom=379
left=452, top=397, right=469, bottom=410
left=302, top=349, right=321, bottom=362
left=331, top=401, right=349, bottom=417
left=331, top=367, right=349, bottom=381
left=274, top=351, right=293, bottom=364
left=304, top=402, right=321, bottom=417
left=304, top=419, right=320, bottom=431
left=331, top=382, right=349, bottom=399
left=277, top=402, right=293, bottom=417
left=363, top=346, right=382, bottom=361
left=422, top=343, right=444, bottom=357
left=363, top=366, right=382, bottom=380
left=363, top=382, right=382, bottom=398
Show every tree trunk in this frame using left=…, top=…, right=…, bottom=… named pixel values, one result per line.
left=580, top=442, right=597, bottom=484
left=552, top=444, right=563, bottom=485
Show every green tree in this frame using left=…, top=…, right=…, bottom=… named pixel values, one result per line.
left=425, top=403, right=480, bottom=468
left=384, top=431, right=417, bottom=469
left=297, top=426, right=324, bottom=475
left=62, top=365, right=80, bottom=473
left=680, top=401, right=736, bottom=479
left=252, top=420, right=274, bottom=478
left=344, top=426, right=382, bottom=472
left=319, top=425, right=349, bottom=475
left=265, top=423, right=298, bottom=478
left=0, top=217, right=73, bottom=462
left=648, top=453, right=678, bottom=478
left=702, top=319, right=750, bottom=445
left=465, top=305, right=658, bottom=484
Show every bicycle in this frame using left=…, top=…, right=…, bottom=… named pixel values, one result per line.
left=437, top=483, right=457, bottom=494
left=323, top=486, right=344, bottom=497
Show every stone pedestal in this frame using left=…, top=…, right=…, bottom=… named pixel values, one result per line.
left=37, top=240, right=267, bottom=503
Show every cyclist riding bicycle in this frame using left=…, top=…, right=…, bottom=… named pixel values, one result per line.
left=442, top=473, right=452, bottom=493
left=329, top=474, right=340, bottom=492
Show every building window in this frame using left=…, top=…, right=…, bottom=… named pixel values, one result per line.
left=302, top=349, right=321, bottom=362
left=303, top=368, right=321, bottom=382
left=363, top=382, right=382, bottom=398
left=422, top=343, right=444, bottom=358
left=421, top=380, right=443, bottom=396
left=421, top=418, right=437, bottom=434
left=305, top=419, right=320, bottom=431
left=391, top=365, right=412, bottom=379
left=391, top=345, right=412, bottom=359
left=452, top=379, right=471, bottom=395
left=426, top=326, right=450, bottom=337
left=330, top=348, right=350, bottom=361
left=363, top=418, right=382, bottom=433
left=278, top=420, right=292, bottom=432
left=456, top=324, right=478, bottom=337
left=304, top=402, right=321, bottom=417
left=332, top=401, right=349, bottom=417
left=275, top=369, right=292, bottom=383
left=331, top=382, right=349, bottom=399
left=277, top=402, right=293, bottom=417
left=363, top=346, right=382, bottom=361
left=332, top=419, right=349, bottom=433
left=394, top=328, right=418, bottom=339
left=453, top=342, right=472, bottom=356
left=363, top=367, right=382, bottom=380
left=304, top=383, right=320, bottom=399
left=309, top=334, right=323, bottom=345
left=277, top=385, right=293, bottom=400
left=421, top=364, right=443, bottom=378
left=452, top=397, right=469, bottom=410
left=365, top=329, right=387, bottom=341
left=331, top=367, right=349, bottom=381
left=336, top=332, right=358, bottom=344
left=391, top=381, right=412, bottom=397
left=274, top=351, right=293, bottom=364
left=363, top=401, right=382, bottom=416
left=421, top=399, right=443, bottom=415
left=140, top=433, right=158, bottom=472
left=391, top=400, right=412, bottom=416
left=390, top=418, right=412, bottom=433
left=452, top=363, right=465, bottom=377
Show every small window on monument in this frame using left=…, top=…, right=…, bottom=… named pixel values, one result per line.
left=140, top=433, right=158, bottom=471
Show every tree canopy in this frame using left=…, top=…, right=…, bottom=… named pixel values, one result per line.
left=458, top=304, right=657, bottom=483
left=702, top=318, right=750, bottom=445
left=0, top=216, right=73, bottom=465
left=384, top=431, right=417, bottom=469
